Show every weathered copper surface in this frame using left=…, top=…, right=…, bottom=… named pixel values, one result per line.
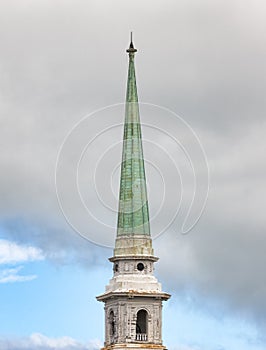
left=117, top=39, right=150, bottom=237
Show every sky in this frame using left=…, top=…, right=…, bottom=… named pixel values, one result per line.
left=0, top=0, right=266, bottom=349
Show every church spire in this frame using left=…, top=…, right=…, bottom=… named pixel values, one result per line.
left=117, top=33, right=150, bottom=236
left=115, top=34, right=152, bottom=256
left=96, top=37, right=170, bottom=350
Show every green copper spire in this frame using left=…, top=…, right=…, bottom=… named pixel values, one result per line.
left=116, top=35, right=151, bottom=237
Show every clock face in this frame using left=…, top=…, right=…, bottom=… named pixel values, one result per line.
left=137, top=262, right=144, bottom=271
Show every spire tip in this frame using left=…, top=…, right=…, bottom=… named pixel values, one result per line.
left=126, top=31, right=137, bottom=54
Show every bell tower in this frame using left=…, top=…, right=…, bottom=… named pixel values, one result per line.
left=96, top=35, right=170, bottom=350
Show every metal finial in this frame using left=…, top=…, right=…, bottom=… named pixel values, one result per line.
left=127, top=31, right=137, bottom=53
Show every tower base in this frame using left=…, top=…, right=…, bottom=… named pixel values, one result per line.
left=102, top=344, right=167, bottom=350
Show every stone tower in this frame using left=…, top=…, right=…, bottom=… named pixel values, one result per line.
left=97, top=35, right=170, bottom=350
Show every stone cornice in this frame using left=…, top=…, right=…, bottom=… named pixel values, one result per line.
left=96, top=290, right=171, bottom=302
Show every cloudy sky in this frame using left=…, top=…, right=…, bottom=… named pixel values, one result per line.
left=0, top=0, right=266, bottom=349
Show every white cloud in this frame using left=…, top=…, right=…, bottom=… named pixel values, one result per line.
left=0, top=240, right=44, bottom=283
left=0, top=239, right=44, bottom=265
left=0, top=266, right=37, bottom=283
left=0, top=333, right=103, bottom=350
left=29, top=333, right=84, bottom=348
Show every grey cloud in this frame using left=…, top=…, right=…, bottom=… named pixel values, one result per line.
left=155, top=120, right=266, bottom=330
left=0, top=0, right=266, bottom=341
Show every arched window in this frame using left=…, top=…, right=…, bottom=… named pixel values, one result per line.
left=136, top=309, right=147, bottom=340
left=109, top=310, right=115, bottom=337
